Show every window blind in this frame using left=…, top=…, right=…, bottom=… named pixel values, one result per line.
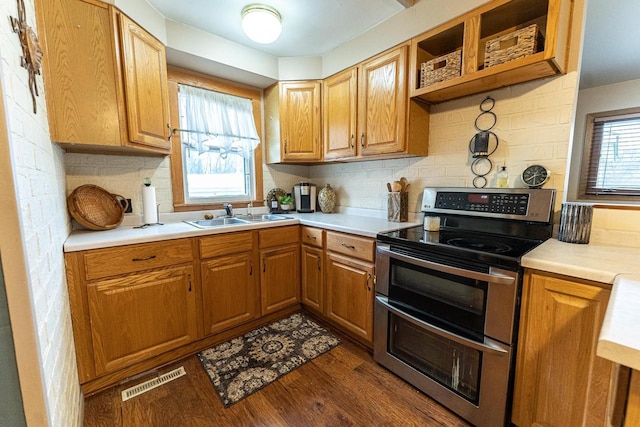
left=584, top=111, right=640, bottom=196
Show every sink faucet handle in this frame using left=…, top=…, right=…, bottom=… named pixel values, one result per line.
left=223, top=203, right=233, bottom=217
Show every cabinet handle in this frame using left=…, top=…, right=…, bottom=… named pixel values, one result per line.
left=307, top=234, right=316, bottom=240
left=132, top=255, right=156, bottom=262
left=250, top=260, right=253, bottom=276
left=360, top=132, right=365, bottom=148
left=366, top=273, right=372, bottom=291
left=263, top=258, right=266, bottom=273
left=167, top=123, right=172, bottom=142
left=187, top=274, right=192, bottom=292
left=317, top=258, right=321, bottom=271
left=350, top=134, right=354, bottom=149
left=284, top=140, right=287, bottom=154
left=341, top=243, right=356, bottom=250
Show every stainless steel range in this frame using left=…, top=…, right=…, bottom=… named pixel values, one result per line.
left=374, top=187, right=555, bottom=427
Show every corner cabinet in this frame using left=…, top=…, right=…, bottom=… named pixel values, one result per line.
left=36, top=0, right=171, bottom=155
left=512, top=270, right=624, bottom=427
left=409, top=0, right=574, bottom=103
left=265, top=81, right=322, bottom=163
left=323, top=44, right=430, bottom=161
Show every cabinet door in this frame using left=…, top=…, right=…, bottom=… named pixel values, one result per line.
left=260, top=244, right=301, bottom=315
left=325, top=252, right=374, bottom=345
left=512, top=271, right=616, bottom=427
left=301, top=245, right=323, bottom=314
left=323, top=68, right=357, bottom=160
left=119, top=12, right=171, bottom=151
left=87, top=266, right=197, bottom=375
left=201, top=252, right=259, bottom=335
left=358, top=46, right=407, bottom=156
left=280, top=81, right=322, bottom=161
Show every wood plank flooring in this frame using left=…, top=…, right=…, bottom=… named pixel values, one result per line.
left=84, top=325, right=471, bottom=427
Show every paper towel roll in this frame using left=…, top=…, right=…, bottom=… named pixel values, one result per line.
left=142, top=185, right=158, bottom=224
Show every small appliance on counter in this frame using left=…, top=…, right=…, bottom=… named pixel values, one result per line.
left=293, top=182, right=316, bottom=213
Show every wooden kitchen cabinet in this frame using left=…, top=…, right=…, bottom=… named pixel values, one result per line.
left=301, top=226, right=324, bottom=314
left=64, top=238, right=197, bottom=383
left=409, top=0, right=574, bottom=103
left=259, top=226, right=301, bottom=314
left=265, top=81, right=322, bottom=163
left=36, top=0, right=171, bottom=155
left=323, top=44, right=429, bottom=161
left=512, top=270, right=621, bottom=427
left=199, top=231, right=260, bottom=335
left=325, top=231, right=375, bottom=346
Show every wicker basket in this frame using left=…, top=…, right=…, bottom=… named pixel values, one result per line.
left=420, top=49, right=462, bottom=88
left=484, top=24, right=542, bottom=69
left=67, top=184, right=127, bottom=230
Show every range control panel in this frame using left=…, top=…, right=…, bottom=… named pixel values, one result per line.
left=422, top=187, right=556, bottom=223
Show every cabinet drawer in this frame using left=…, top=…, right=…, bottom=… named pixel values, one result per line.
left=326, top=231, right=375, bottom=262
left=259, top=225, right=299, bottom=248
left=301, top=226, right=323, bottom=248
left=199, top=231, right=254, bottom=259
left=83, top=239, right=193, bottom=281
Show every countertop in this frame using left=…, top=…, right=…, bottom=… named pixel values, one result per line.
left=63, top=212, right=420, bottom=252
left=521, top=238, right=640, bottom=284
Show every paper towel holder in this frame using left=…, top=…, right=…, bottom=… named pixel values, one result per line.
left=139, top=178, right=164, bottom=227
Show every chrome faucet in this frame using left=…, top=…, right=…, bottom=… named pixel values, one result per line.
left=223, top=203, right=233, bottom=217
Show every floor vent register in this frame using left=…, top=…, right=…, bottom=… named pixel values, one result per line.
left=121, top=366, right=186, bottom=401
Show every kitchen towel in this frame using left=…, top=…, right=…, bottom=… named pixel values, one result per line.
left=142, top=184, right=158, bottom=224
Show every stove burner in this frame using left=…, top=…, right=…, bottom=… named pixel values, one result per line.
left=446, top=237, right=512, bottom=254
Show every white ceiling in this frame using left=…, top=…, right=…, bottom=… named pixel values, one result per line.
left=145, top=0, right=408, bottom=57
left=145, top=0, right=640, bottom=90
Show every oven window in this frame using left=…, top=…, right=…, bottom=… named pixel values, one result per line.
left=389, top=313, right=481, bottom=404
left=389, top=260, right=486, bottom=338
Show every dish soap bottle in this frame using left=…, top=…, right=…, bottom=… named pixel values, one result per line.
left=270, top=194, right=278, bottom=212
left=496, top=166, right=509, bottom=188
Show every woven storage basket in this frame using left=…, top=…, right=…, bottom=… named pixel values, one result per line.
left=67, top=184, right=127, bottom=230
left=484, top=24, right=542, bottom=68
left=420, top=49, right=461, bottom=88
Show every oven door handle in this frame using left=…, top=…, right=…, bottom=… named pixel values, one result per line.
left=376, top=245, right=515, bottom=285
left=376, top=295, right=509, bottom=356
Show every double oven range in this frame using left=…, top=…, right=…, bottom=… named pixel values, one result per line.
left=374, top=187, right=555, bottom=426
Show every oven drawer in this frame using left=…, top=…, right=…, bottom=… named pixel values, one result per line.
left=326, top=231, right=374, bottom=262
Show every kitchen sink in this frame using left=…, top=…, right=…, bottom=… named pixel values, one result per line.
left=184, top=217, right=250, bottom=228
left=240, top=214, right=290, bottom=222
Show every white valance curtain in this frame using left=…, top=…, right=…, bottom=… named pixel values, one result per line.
left=177, top=84, right=260, bottom=158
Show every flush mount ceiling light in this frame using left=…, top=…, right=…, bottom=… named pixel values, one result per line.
left=241, top=4, right=282, bottom=44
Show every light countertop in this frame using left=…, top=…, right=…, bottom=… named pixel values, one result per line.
left=63, top=212, right=420, bottom=252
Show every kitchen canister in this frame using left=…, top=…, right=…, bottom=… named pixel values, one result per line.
left=388, top=192, right=408, bottom=222
left=318, top=184, right=336, bottom=213
left=558, top=202, right=593, bottom=244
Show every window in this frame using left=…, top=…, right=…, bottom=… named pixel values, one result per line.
left=580, top=108, right=640, bottom=199
left=167, top=68, right=264, bottom=211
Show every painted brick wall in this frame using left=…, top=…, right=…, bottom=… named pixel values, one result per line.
left=1, top=0, right=82, bottom=425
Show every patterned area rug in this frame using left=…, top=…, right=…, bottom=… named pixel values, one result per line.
left=197, top=313, right=340, bottom=407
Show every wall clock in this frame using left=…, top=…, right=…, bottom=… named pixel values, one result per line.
left=10, top=0, right=43, bottom=114
left=521, top=165, right=550, bottom=188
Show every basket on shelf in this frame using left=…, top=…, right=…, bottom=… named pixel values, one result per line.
left=67, top=184, right=128, bottom=230
left=484, top=24, right=543, bottom=69
left=420, top=49, right=462, bottom=88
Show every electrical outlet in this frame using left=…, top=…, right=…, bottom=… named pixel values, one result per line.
left=122, top=198, right=132, bottom=213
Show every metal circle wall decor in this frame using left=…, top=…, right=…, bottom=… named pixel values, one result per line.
left=10, top=0, right=43, bottom=114
left=468, top=96, right=499, bottom=188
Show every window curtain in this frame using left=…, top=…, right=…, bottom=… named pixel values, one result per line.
left=178, top=84, right=260, bottom=158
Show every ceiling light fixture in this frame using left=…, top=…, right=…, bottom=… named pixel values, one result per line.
left=241, top=4, right=282, bottom=44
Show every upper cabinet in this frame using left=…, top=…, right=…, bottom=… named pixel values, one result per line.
left=265, top=81, right=322, bottom=163
left=36, top=0, right=171, bottom=155
left=409, top=0, right=574, bottom=103
left=323, top=44, right=429, bottom=161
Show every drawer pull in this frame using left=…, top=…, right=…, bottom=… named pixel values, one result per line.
left=306, top=234, right=317, bottom=240
left=132, top=255, right=157, bottom=262
left=341, top=243, right=356, bottom=250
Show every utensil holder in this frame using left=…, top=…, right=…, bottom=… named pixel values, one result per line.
left=558, top=202, right=593, bottom=244
left=388, top=192, right=408, bottom=222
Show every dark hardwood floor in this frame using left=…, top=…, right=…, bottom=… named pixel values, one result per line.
left=84, top=325, right=471, bottom=427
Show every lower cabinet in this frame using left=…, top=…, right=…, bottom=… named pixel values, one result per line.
left=88, top=265, right=198, bottom=375
left=301, top=226, right=324, bottom=314
left=259, top=226, right=301, bottom=315
left=512, top=270, right=621, bottom=427
left=325, top=231, right=375, bottom=345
